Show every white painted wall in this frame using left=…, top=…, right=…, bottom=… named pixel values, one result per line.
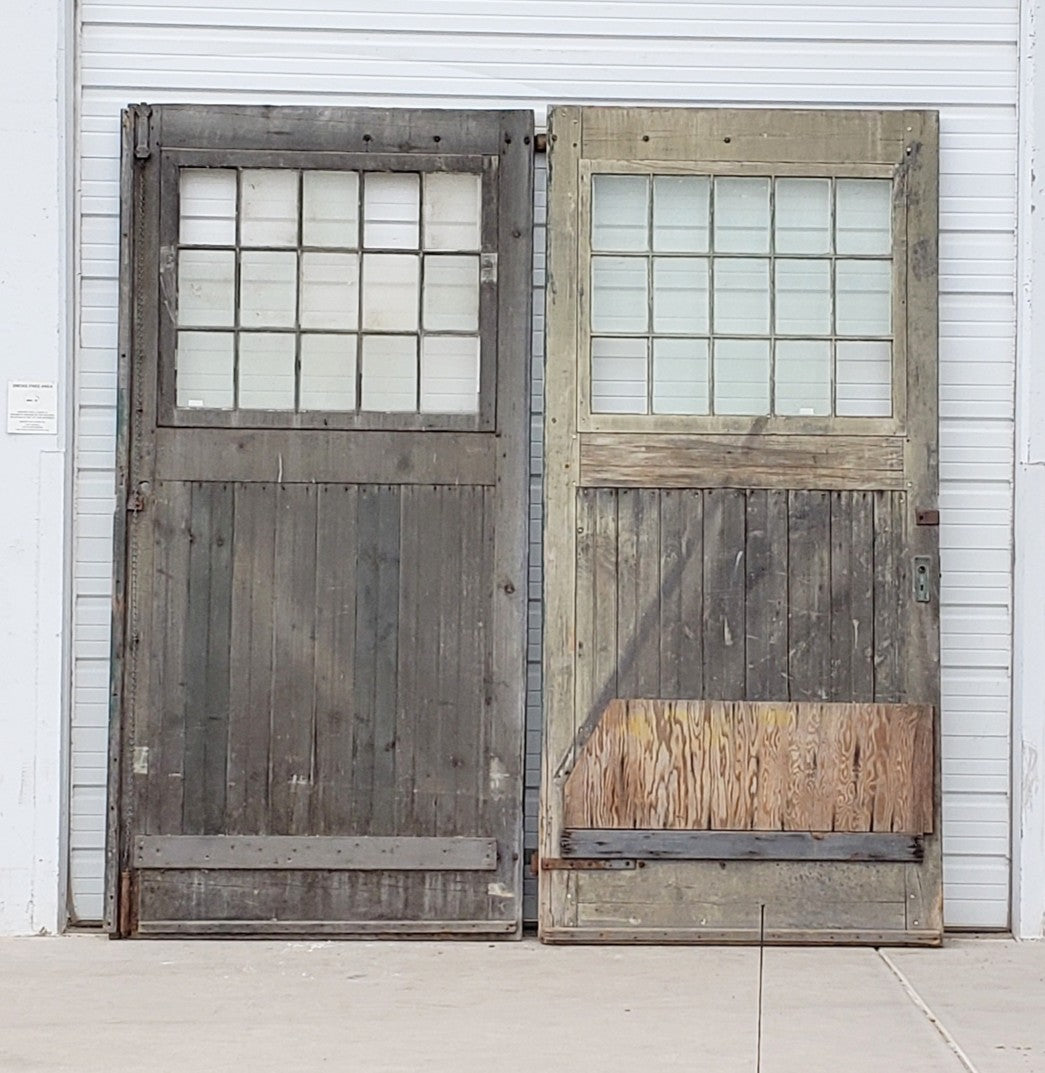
left=0, top=0, right=70, bottom=935
left=71, top=0, right=1020, bottom=928
left=1014, top=0, right=1045, bottom=940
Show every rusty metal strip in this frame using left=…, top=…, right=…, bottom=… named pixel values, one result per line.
left=561, top=830, right=924, bottom=863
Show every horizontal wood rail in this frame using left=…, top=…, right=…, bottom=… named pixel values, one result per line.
left=134, top=835, right=498, bottom=871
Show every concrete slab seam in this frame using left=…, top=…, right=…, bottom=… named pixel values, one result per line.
left=877, top=950, right=980, bottom=1073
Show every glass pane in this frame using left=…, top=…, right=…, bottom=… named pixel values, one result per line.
left=775, top=340, right=831, bottom=416
left=591, top=337, right=648, bottom=414
left=300, top=333, right=357, bottom=411
left=592, top=175, right=649, bottom=252
left=652, top=257, right=709, bottom=333
left=238, top=333, right=295, bottom=409
left=423, top=255, right=480, bottom=331
left=300, top=252, right=359, bottom=330
left=361, top=253, right=420, bottom=331
left=423, top=173, right=482, bottom=251
left=653, top=176, right=709, bottom=253
left=302, top=171, right=359, bottom=248
left=421, top=336, right=480, bottom=413
left=176, top=331, right=234, bottom=408
left=836, top=340, right=892, bottom=416
left=652, top=338, right=709, bottom=414
left=714, top=178, right=770, bottom=253
left=179, top=169, right=237, bottom=245
left=178, top=249, right=235, bottom=327
left=836, top=179, right=892, bottom=255
left=363, top=173, right=420, bottom=249
left=361, top=335, right=417, bottom=411
left=836, top=260, right=891, bottom=335
left=240, top=169, right=298, bottom=247
left=713, top=258, right=770, bottom=334
left=240, top=251, right=298, bottom=328
left=591, top=256, right=648, bottom=333
left=775, top=178, right=831, bottom=255
left=775, top=259, right=831, bottom=335
left=714, top=339, right=771, bottom=415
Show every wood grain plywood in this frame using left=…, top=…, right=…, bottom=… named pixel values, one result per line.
left=563, top=699, right=933, bottom=834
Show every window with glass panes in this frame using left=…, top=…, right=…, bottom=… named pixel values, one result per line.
left=588, top=173, right=894, bottom=418
left=175, top=166, right=485, bottom=416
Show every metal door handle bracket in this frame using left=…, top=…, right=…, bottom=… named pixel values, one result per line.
left=913, top=556, right=932, bottom=603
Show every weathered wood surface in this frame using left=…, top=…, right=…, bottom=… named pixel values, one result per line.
left=561, top=830, right=924, bottom=862
left=154, top=428, right=497, bottom=485
left=137, top=918, right=517, bottom=935
left=540, top=104, right=941, bottom=944
left=579, top=434, right=906, bottom=490
left=135, top=835, right=497, bottom=870
left=113, top=105, right=533, bottom=935
left=563, top=700, right=934, bottom=834
left=567, top=487, right=906, bottom=757
left=145, top=483, right=494, bottom=841
left=579, top=107, right=909, bottom=165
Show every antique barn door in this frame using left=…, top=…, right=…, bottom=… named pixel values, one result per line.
left=541, top=107, right=941, bottom=943
left=108, top=105, right=533, bottom=936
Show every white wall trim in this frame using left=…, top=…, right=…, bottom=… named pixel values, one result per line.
left=1014, top=0, right=1045, bottom=940
left=56, top=0, right=80, bottom=932
left=0, top=0, right=70, bottom=936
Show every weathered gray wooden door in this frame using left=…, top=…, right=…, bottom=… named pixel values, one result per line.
left=540, top=107, right=941, bottom=943
left=108, top=105, right=533, bottom=936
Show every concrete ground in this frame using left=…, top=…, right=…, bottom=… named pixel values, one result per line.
left=2, top=934, right=1042, bottom=1073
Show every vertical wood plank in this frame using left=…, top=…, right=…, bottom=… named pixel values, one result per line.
left=678, top=490, right=704, bottom=699
left=788, top=491, right=832, bottom=702
left=312, top=483, right=359, bottom=835
left=703, top=490, right=746, bottom=700
left=616, top=489, right=660, bottom=697
left=901, top=108, right=943, bottom=935
left=408, top=486, right=441, bottom=835
left=830, top=491, right=876, bottom=703
left=658, top=492, right=684, bottom=698
left=394, top=484, right=423, bottom=836
left=372, top=485, right=402, bottom=834
left=434, top=486, right=464, bottom=834
left=873, top=490, right=904, bottom=703
left=182, top=482, right=232, bottom=834
left=454, top=485, right=486, bottom=835
left=269, top=484, right=318, bottom=836
left=746, top=489, right=789, bottom=701
left=573, top=488, right=618, bottom=767
left=541, top=105, right=583, bottom=931
left=151, top=482, right=192, bottom=835
left=226, top=482, right=276, bottom=835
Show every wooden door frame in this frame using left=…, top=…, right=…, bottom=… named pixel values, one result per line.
left=540, top=105, right=941, bottom=943
left=106, top=104, right=534, bottom=936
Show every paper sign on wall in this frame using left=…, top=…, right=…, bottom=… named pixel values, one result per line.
left=7, top=381, right=58, bottom=435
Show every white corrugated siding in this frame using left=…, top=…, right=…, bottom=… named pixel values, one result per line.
left=74, top=0, right=1017, bottom=927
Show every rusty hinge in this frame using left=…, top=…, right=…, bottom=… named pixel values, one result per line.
left=126, top=487, right=147, bottom=514
left=117, top=869, right=138, bottom=937
left=132, top=104, right=153, bottom=160
left=530, top=852, right=636, bottom=874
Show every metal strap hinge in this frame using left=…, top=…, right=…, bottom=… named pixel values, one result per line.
left=132, top=104, right=153, bottom=160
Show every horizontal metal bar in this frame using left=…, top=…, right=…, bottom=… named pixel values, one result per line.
left=135, top=835, right=498, bottom=871
left=560, top=830, right=924, bottom=863
left=532, top=854, right=636, bottom=872
left=136, top=919, right=516, bottom=936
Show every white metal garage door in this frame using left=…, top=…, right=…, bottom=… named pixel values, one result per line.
left=72, top=0, right=1015, bottom=928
